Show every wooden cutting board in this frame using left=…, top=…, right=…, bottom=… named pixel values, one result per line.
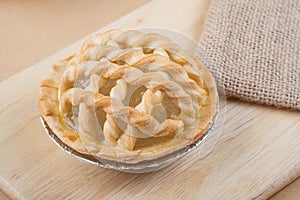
left=1, top=0, right=300, bottom=199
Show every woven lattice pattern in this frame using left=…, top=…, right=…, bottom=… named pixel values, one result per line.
left=40, top=30, right=218, bottom=163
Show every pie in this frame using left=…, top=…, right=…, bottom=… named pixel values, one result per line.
left=39, top=29, right=218, bottom=164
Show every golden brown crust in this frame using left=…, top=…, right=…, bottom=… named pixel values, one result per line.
left=39, top=30, right=218, bottom=163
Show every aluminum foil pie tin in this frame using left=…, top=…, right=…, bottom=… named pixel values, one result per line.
left=40, top=81, right=226, bottom=173
left=41, top=115, right=217, bottom=173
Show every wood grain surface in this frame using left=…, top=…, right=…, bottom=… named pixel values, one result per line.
left=0, top=189, right=10, bottom=200
left=1, top=0, right=300, bottom=199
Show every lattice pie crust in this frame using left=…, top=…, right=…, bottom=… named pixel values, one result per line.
left=39, top=30, right=218, bottom=163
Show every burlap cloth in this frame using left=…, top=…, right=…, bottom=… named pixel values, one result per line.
left=198, top=0, right=300, bottom=110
